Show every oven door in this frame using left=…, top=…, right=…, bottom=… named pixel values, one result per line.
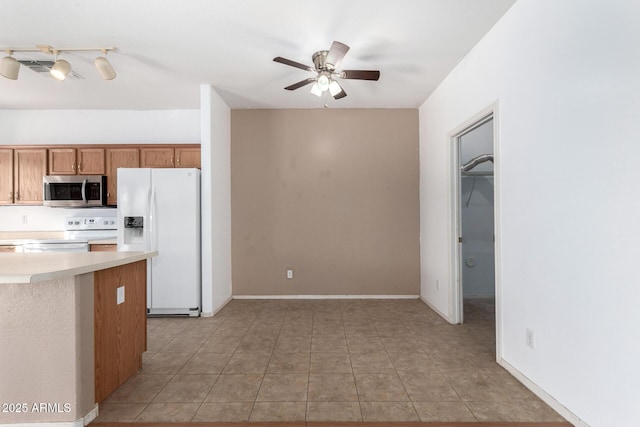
left=22, top=242, right=89, bottom=253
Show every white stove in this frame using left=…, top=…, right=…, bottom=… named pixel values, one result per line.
left=22, top=216, right=117, bottom=253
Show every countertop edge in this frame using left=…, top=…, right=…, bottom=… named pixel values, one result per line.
left=0, top=251, right=158, bottom=284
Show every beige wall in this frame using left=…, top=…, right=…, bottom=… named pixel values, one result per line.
left=231, top=109, right=420, bottom=296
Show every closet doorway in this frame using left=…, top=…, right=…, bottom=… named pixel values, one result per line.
left=451, top=113, right=496, bottom=326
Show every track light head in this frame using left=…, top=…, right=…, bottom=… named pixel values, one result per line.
left=0, top=53, right=20, bottom=80
left=50, top=58, right=71, bottom=81
left=94, top=55, right=116, bottom=80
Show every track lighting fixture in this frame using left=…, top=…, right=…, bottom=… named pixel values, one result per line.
left=50, top=52, right=71, bottom=81
left=0, top=52, right=20, bottom=80
left=94, top=49, right=116, bottom=80
left=0, top=45, right=117, bottom=81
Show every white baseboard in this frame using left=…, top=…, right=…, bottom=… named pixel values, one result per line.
left=0, top=404, right=99, bottom=427
left=498, top=358, right=588, bottom=427
left=201, top=295, right=233, bottom=317
left=82, top=405, right=99, bottom=426
left=232, top=294, right=420, bottom=300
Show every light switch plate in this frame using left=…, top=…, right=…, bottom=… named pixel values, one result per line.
left=117, top=286, right=125, bottom=305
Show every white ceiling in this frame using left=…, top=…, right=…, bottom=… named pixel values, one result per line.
left=0, top=0, right=516, bottom=110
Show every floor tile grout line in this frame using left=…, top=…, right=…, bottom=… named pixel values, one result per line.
left=348, top=305, right=368, bottom=422
left=247, top=301, right=287, bottom=422
left=340, top=304, right=363, bottom=422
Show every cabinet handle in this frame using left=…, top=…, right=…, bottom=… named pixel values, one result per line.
left=171, top=155, right=174, bottom=165
left=9, top=191, right=12, bottom=201
left=16, top=191, right=19, bottom=200
left=79, top=163, right=82, bottom=172
left=72, top=162, right=76, bottom=171
left=177, top=156, right=180, bottom=166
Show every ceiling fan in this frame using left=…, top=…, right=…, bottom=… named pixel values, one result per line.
left=273, top=41, right=380, bottom=100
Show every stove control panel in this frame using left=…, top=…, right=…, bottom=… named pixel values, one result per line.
left=65, top=216, right=117, bottom=231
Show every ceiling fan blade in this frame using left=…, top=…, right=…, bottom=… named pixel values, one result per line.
left=333, top=88, right=347, bottom=100
left=341, top=70, right=380, bottom=80
left=325, top=41, right=350, bottom=69
left=274, top=56, right=313, bottom=71
left=284, top=78, right=316, bottom=91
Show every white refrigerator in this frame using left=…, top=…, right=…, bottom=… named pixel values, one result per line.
left=117, top=168, right=201, bottom=316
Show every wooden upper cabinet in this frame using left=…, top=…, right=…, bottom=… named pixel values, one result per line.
left=49, top=148, right=105, bottom=175
left=140, top=147, right=175, bottom=168
left=0, top=149, right=14, bottom=205
left=140, top=146, right=201, bottom=169
left=106, top=148, right=140, bottom=205
left=175, top=147, right=201, bottom=169
left=48, top=148, right=77, bottom=175
left=78, top=148, right=105, bottom=174
left=14, top=148, right=47, bottom=205
left=3, top=144, right=197, bottom=206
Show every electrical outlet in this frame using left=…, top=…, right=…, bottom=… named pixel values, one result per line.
left=117, top=286, right=125, bottom=305
left=22, top=215, right=28, bottom=224
left=526, top=328, right=534, bottom=348
left=436, top=280, right=440, bottom=290
left=286, top=269, right=294, bottom=280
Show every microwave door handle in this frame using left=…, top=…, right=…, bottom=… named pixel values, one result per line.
left=81, top=179, right=88, bottom=204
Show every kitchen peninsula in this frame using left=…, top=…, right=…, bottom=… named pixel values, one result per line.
left=0, top=251, right=157, bottom=426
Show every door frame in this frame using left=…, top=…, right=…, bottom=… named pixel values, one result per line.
left=448, top=102, right=502, bottom=359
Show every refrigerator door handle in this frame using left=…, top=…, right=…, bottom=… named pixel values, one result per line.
left=150, top=186, right=158, bottom=251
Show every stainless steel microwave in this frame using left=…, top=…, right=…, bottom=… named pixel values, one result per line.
left=43, top=175, right=108, bottom=207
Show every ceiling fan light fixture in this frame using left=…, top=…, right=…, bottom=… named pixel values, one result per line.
left=317, top=74, right=330, bottom=92
left=94, top=56, right=116, bottom=80
left=329, top=80, right=342, bottom=97
left=310, top=82, right=323, bottom=97
left=0, top=54, right=20, bottom=80
left=274, top=41, right=380, bottom=101
left=50, top=58, right=71, bottom=81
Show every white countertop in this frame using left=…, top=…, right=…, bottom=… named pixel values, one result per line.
left=0, top=251, right=158, bottom=284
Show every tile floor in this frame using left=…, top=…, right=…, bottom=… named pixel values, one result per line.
left=94, top=298, right=567, bottom=423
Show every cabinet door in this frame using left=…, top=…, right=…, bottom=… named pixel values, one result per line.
left=0, top=149, right=14, bottom=205
left=90, top=244, right=117, bottom=252
left=78, top=148, right=105, bottom=175
left=105, top=148, right=140, bottom=205
left=140, top=147, right=175, bottom=168
left=175, top=147, right=201, bottom=169
left=49, top=148, right=77, bottom=174
left=14, top=149, right=47, bottom=204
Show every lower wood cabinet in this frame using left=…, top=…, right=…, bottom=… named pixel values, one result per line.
left=94, top=260, right=147, bottom=402
left=90, top=243, right=117, bottom=252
